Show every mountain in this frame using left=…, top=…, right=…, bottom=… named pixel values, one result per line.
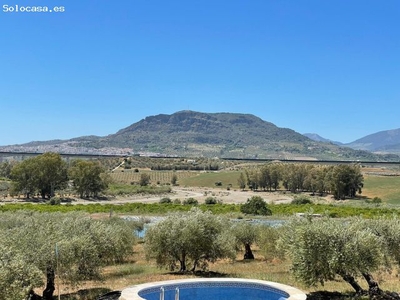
left=345, top=128, right=400, bottom=154
left=303, top=133, right=343, bottom=145
left=0, top=111, right=397, bottom=161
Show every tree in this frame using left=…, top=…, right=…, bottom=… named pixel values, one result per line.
left=10, top=158, right=38, bottom=198
left=237, top=172, right=246, bottom=190
left=0, top=211, right=136, bottom=299
left=245, top=169, right=259, bottom=191
left=0, top=244, right=43, bottom=300
left=145, top=208, right=236, bottom=272
left=279, top=217, right=385, bottom=295
left=10, top=153, right=68, bottom=198
left=0, top=161, right=15, bottom=179
left=231, top=221, right=259, bottom=259
left=331, top=164, right=363, bottom=199
left=171, top=173, right=178, bottom=185
left=269, top=163, right=281, bottom=191
left=240, top=196, right=272, bottom=216
left=139, top=173, right=151, bottom=186
left=35, top=153, right=68, bottom=198
left=69, top=159, right=111, bottom=198
left=257, top=225, right=285, bottom=262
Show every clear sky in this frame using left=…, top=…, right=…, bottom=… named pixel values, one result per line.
left=1, top=0, right=399, bottom=146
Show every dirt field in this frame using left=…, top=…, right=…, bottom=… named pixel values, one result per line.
left=66, top=187, right=295, bottom=205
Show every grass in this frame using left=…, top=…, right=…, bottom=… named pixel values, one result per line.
left=179, top=171, right=241, bottom=189
left=363, top=175, right=400, bottom=204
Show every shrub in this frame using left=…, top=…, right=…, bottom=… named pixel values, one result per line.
left=183, top=198, right=198, bottom=205
left=240, top=196, right=272, bottom=216
left=204, top=197, right=218, bottom=205
left=48, top=197, right=61, bottom=205
left=159, top=197, right=172, bottom=204
left=372, top=197, right=382, bottom=204
left=291, top=195, right=312, bottom=205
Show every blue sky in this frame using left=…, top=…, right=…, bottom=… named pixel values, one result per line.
left=1, top=0, right=399, bottom=146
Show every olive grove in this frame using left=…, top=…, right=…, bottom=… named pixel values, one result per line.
left=0, top=211, right=137, bottom=300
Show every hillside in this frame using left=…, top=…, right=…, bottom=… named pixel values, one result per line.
left=0, top=111, right=397, bottom=161
left=303, top=133, right=343, bottom=145
left=345, top=128, right=400, bottom=154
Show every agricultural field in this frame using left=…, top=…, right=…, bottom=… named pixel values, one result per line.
left=363, top=175, right=400, bottom=205
left=110, top=169, right=200, bottom=185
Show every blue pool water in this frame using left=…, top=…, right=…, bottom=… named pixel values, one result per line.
left=138, top=282, right=289, bottom=300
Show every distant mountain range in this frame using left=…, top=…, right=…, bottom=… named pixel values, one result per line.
left=1, top=111, right=399, bottom=161
left=304, top=129, right=400, bottom=155
left=303, top=133, right=343, bottom=146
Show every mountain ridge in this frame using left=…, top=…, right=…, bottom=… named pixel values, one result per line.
left=1, top=111, right=398, bottom=161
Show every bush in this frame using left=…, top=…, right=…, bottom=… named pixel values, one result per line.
left=159, top=197, right=172, bottom=204
left=204, top=197, right=218, bottom=205
left=291, top=195, right=312, bottom=205
left=48, top=197, right=61, bottom=205
left=240, top=196, right=272, bottom=216
left=183, top=198, right=198, bottom=205
left=372, top=197, right=382, bottom=204
left=173, top=199, right=181, bottom=204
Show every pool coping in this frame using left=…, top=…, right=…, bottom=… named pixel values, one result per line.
left=119, top=278, right=307, bottom=300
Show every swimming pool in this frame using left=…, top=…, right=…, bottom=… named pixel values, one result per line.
left=119, top=278, right=306, bottom=300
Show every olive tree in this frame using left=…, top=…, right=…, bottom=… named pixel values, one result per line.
left=279, top=217, right=385, bottom=295
left=231, top=221, right=259, bottom=259
left=257, top=225, right=285, bottom=262
left=0, top=211, right=136, bottom=300
left=145, top=208, right=236, bottom=272
left=0, top=244, right=43, bottom=300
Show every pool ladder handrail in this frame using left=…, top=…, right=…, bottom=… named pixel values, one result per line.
left=160, top=287, right=164, bottom=300
left=159, top=286, right=180, bottom=300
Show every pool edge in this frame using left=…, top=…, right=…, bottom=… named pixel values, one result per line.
left=119, top=278, right=306, bottom=300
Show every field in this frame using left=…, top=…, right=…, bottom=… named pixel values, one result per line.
left=110, top=169, right=200, bottom=185
left=363, top=175, right=400, bottom=204
left=109, top=166, right=400, bottom=205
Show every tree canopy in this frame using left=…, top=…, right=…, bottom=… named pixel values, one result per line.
left=145, top=208, right=236, bottom=272
left=10, top=153, right=68, bottom=198
left=231, top=221, right=259, bottom=259
left=240, top=196, right=272, bottom=216
left=0, top=211, right=137, bottom=299
left=279, top=216, right=391, bottom=296
left=69, top=159, right=111, bottom=198
left=244, top=163, right=364, bottom=199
